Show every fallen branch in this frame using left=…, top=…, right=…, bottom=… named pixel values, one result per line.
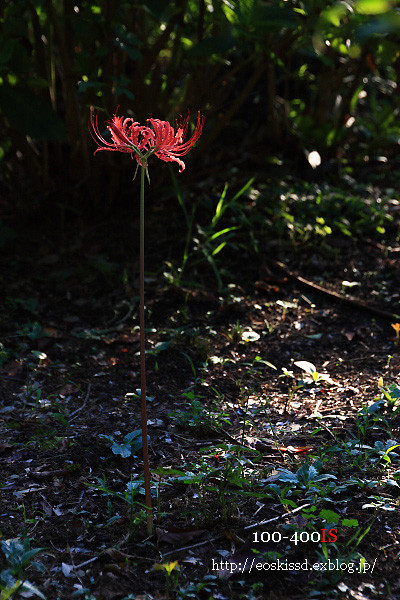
left=272, top=261, right=400, bottom=321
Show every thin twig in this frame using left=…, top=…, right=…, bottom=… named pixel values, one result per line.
left=272, top=260, right=400, bottom=321
left=242, top=503, right=311, bottom=531
left=73, top=556, right=99, bottom=569
left=69, top=384, right=91, bottom=420
left=73, top=550, right=155, bottom=570
left=68, top=545, right=85, bottom=586
left=315, top=420, right=337, bottom=439
left=215, top=427, right=255, bottom=451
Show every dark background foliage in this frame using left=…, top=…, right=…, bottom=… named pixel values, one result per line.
left=1, top=0, right=400, bottom=227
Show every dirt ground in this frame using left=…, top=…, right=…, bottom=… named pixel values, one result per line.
left=1, top=196, right=400, bottom=600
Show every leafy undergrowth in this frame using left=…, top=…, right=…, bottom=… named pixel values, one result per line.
left=1, top=178, right=400, bottom=600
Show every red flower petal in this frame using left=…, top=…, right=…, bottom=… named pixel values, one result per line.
left=90, top=111, right=204, bottom=172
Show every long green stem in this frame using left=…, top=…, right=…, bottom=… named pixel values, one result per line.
left=139, top=162, right=153, bottom=536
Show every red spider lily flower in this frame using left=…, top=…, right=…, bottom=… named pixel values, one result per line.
left=90, top=111, right=204, bottom=171
left=147, top=112, right=205, bottom=172
left=90, top=114, right=155, bottom=163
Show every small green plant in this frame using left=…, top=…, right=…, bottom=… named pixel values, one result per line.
left=167, top=178, right=254, bottom=291
left=16, top=322, right=43, bottom=341
left=226, top=320, right=247, bottom=343
left=158, top=444, right=263, bottom=523
left=0, top=537, right=46, bottom=600
left=274, top=461, right=337, bottom=505
left=100, top=430, right=143, bottom=458
left=293, top=360, right=336, bottom=386
left=274, top=184, right=392, bottom=247
left=89, top=476, right=152, bottom=536
left=378, top=378, right=400, bottom=407
left=178, top=575, right=218, bottom=599
left=312, top=518, right=373, bottom=585
left=169, top=392, right=231, bottom=435
left=153, top=561, right=180, bottom=600
left=354, top=399, right=396, bottom=448
left=374, top=440, right=400, bottom=467
left=207, top=445, right=260, bottom=521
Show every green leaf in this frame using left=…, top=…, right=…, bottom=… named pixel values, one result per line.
left=342, top=518, right=359, bottom=527
left=267, top=483, right=282, bottom=495
left=367, top=400, right=385, bottom=414
left=388, top=384, right=400, bottom=399
left=319, top=509, right=340, bottom=523
left=322, top=4, right=350, bottom=26
left=314, top=473, right=337, bottom=481
left=276, top=469, right=299, bottom=483
left=294, top=361, right=317, bottom=375
left=308, top=465, right=319, bottom=480
left=124, top=430, right=142, bottom=443
left=20, top=580, right=47, bottom=600
left=19, top=548, right=46, bottom=568
left=211, top=184, right=229, bottom=227
left=177, top=473, right=205, bottom=484
left=281, top=499, right=298, bottom=508
left=111, top=431, right=144, bottom=457
left=2, top=539, right=24, bottom=565
left=211, top=241, right=227, bottom=256
left=111, top=443, right=132, bottom=458
left=0, top=580, right=23, bottom=600
left=209, top=226, right=239, bottom=241
left=0, top=86, right=67, bottom=140
left=231, top=177, right=255, bottom=202
left=355, top=0, right=391, bottom=14
left=222, top=1, right=240, bottom=26
left=254, top=357, right=277, bottom=370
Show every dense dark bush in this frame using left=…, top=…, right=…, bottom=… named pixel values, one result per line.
left=1, top=0, right=400, bottom=219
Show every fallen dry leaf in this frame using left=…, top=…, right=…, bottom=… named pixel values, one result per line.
left=343, top=330, right=356, bottom=342
left=59, top=383, right=80, bottom=395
